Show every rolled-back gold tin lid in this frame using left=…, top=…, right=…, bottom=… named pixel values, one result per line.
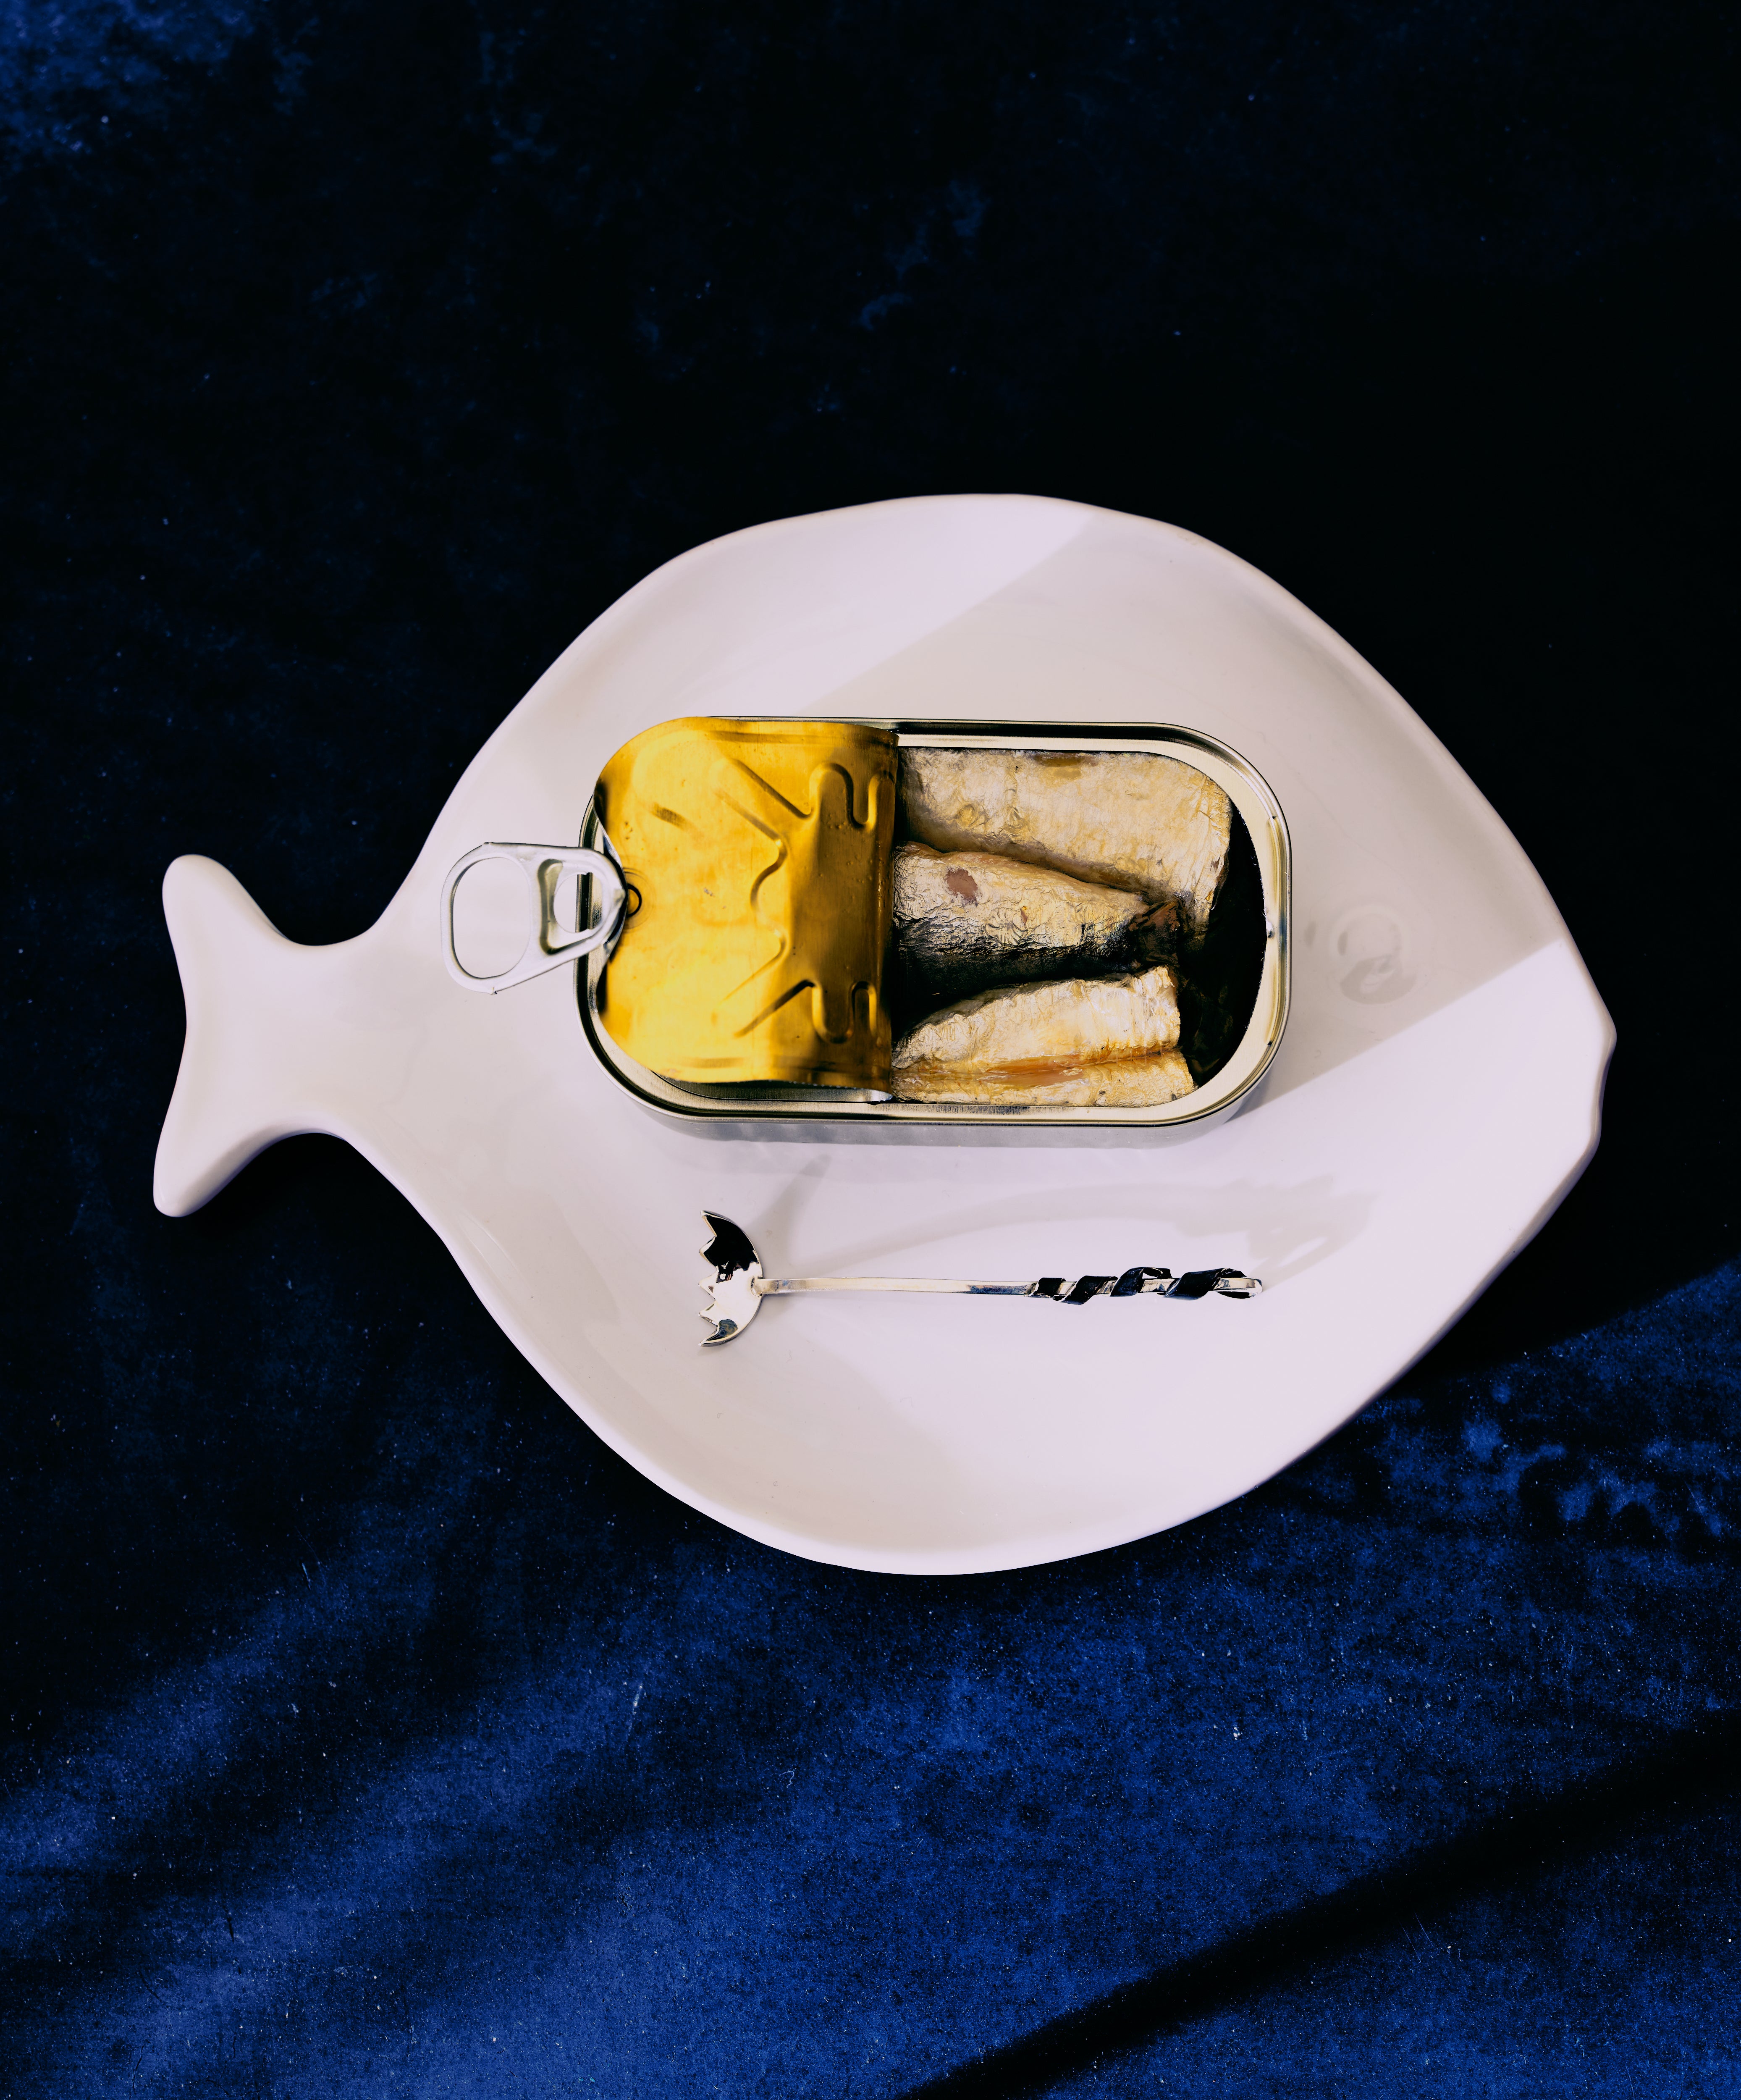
left=595, top=717, right=897, bottom=1089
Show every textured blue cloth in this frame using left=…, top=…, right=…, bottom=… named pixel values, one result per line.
left=8, top=1237, right=1741, bottom=2093
left=3, top=0, right=1737, bottom=2091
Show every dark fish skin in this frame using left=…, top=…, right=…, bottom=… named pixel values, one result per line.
left=889, top=843, right=1181, bottom=1013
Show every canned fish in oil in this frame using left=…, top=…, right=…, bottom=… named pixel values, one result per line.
left=576, top=717, right=1291, bottom=1141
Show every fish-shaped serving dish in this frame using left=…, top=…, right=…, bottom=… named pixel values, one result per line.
left=154, top=495, right=1613, bottom=1575
left=438, top=712, right=1289, bottom=1133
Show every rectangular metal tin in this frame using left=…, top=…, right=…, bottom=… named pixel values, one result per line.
left=578, top=720, right=1290, bottom=1141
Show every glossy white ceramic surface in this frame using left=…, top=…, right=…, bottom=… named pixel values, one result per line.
left=155, top=495, right=1613, bottom=1574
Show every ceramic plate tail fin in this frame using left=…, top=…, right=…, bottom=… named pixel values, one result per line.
left=154, top=856, right=392, bottom=1216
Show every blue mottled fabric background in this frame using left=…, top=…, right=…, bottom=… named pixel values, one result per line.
left=3, top=2, right=1737, bottom=2092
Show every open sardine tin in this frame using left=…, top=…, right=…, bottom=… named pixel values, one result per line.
left=572, top=716, right=1290, bottom=1137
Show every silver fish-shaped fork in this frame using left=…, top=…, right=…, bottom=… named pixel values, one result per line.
left=699, top=1211, right=1262, bottom=1346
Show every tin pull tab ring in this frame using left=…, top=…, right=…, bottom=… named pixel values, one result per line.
left=440, top=843, right=629, bottom=992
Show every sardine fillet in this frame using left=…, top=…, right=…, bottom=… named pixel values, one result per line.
left=894, top=1050, right=1196, bottom=1108
left=891, top=964, right=1193, bottom=1106
left=892, top=842, right=1166, bottom=998
left=900, top=748, right=1230, bottom=934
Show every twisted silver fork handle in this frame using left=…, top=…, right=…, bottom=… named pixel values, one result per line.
left=758, top=1266, right=1261, bottom=1302
left=697, top=1210, right=1259, bottom=1346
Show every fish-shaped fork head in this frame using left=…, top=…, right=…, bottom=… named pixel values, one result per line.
left=700, top=1212, right=765, bottom=1346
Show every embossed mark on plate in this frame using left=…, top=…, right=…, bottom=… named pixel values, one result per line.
left=1331, top=903, right=1416, bottom=1005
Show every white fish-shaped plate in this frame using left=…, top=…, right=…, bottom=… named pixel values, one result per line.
left=155, top=495, right=1613, bottom=1576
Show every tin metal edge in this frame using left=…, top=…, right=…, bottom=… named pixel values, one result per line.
left=576, top=721, right=1292, bottom=1136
